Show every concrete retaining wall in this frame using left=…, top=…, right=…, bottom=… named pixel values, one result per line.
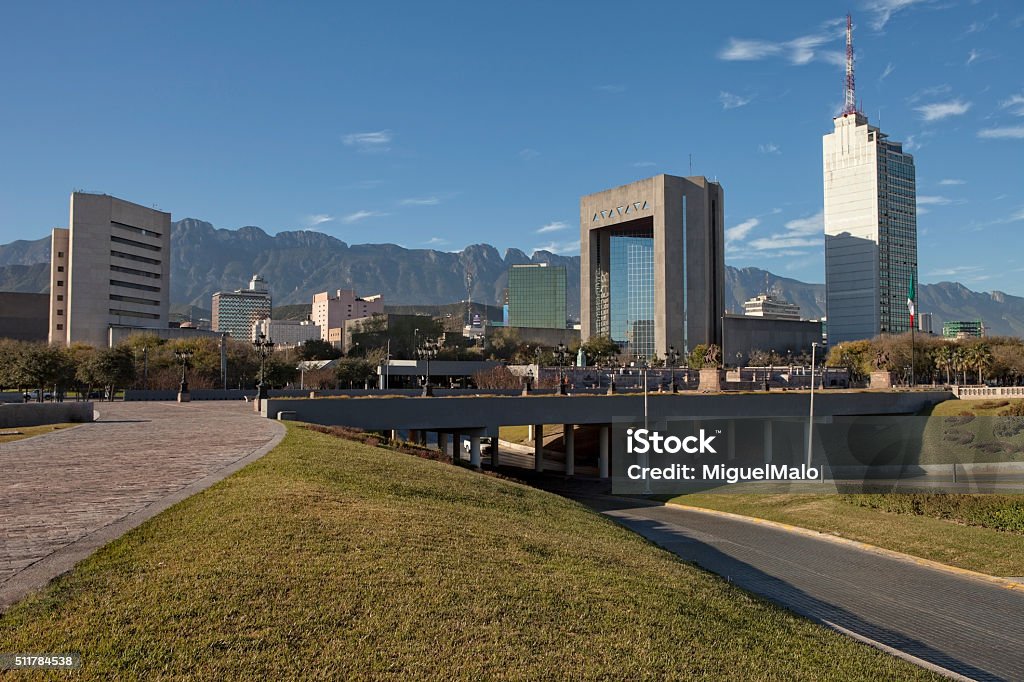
left=0, top=402, right=95, bottom=428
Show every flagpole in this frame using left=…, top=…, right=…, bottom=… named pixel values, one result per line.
left=909, top=276, right=916, bottom=388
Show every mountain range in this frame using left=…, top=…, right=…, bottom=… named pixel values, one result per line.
left=1, top=218, right=1023, bottom=337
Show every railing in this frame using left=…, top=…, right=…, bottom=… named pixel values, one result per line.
left=952, top=385, right=1024, bottom=399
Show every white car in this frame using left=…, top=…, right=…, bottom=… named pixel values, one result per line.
left=463, top=436, right=494, bottom=455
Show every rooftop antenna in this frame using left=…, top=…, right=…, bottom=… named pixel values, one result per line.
left=689, top=154, right=693, bottom=175
left=842, top=13, right=858, bottom=115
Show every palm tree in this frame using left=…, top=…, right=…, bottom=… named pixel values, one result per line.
left=933, top=345, right=953, bottom=385
left=973, top=343, right=994, bottom=385
left=952, top=346, right=968, bottom=385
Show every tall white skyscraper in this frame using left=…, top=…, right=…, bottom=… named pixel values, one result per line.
left=823, top=15, right=918, bottom=345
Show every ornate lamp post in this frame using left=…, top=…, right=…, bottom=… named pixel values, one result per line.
left=667, top=345, right=680, bottom=393
left=555, top=343, right=568, bottom=395
left=416, top=335, right=438, bottom=396
left=253, top=333, right=275, bottom=401
left=174, top=347, right=194, bottom=402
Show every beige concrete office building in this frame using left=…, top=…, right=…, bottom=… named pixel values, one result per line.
left=580, top=174, right=724, bottom=359
left=49, top=192, right=171, bottom=347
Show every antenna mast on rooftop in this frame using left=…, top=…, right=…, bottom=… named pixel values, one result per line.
left=843, top=13, right=858, bottom=115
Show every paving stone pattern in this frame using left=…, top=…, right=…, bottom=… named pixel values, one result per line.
left=1, top=402, right=280, bottom=589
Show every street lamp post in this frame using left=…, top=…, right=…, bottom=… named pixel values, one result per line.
left=174, top=347, right=194, bottom=403
left=555, top=343, right=568, bottom=395
left=416, top=335, right=438, bottom=396
left=808, top=342, right=819, bottom=470
left=667, top=345, right=679, bottom=393
left=253, top=333, right=275, bottom=402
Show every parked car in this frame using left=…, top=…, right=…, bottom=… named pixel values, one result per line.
left=463, top=436, right=494, bottom=455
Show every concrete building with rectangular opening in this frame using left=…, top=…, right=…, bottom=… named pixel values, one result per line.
left=580, top=174, right=724, bottom=359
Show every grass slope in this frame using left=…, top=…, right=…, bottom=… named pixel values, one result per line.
left=0, top=427, right=936, bottom=680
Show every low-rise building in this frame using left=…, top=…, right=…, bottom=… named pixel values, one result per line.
left=943, top=320, right=984, bottom=340
left=723, top=314, right=822, bottom=366
left=0, top=292, right=49, bottom=341
left=742, top=294, right=801, bottom=321
left=252, top=318, right=321, bottom=347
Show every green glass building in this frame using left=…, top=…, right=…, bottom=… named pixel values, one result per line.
left=508, top=264, right=566, bottom=329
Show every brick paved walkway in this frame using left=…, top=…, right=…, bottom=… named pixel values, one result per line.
left=572, top=492, right=1024, bottom=682
left=0, top=402, right=283, bottom=610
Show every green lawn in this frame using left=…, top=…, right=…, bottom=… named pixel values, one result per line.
left=930, top=397, right=1024, bottom=417
left=0, top=423, right=76, bottom=444
left=0, top=426, right=936, bottom=680
left=670, top=493, right=1024, bottom=577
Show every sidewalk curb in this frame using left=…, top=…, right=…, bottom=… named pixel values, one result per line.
left=666, top=502, right=1024, bottom=592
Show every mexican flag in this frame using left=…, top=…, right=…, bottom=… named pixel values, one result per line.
left=907, top=276, right=916, bottom=326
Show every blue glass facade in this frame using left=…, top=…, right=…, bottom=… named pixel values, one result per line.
left=608, top=229, right=655, bottom=360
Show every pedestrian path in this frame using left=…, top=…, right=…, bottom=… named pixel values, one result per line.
left=0, top=401, right=283, bottom=610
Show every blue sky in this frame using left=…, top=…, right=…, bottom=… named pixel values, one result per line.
left=1, top=0, right=1021, bottom=294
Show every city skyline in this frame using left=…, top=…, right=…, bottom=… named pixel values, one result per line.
left=1, top=1, right=1022, bottom=295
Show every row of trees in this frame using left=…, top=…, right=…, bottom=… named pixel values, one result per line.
left=825, top=334, right=1024, bottom=386
left=0, top=335, right=297, bottom=399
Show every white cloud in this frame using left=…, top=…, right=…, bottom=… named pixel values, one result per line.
left=533, top=240, right=579, bottom=255
left=966, top=49, right=981, bottom=66
left=907, top=84, right=951, bottom=104
left=742, top=211, right=824, bottom=252
left=999, top=94, right=1024, bottom=116
left=880, top=62, right=895, bottom=81
left=915, top=99, right=971, bottom=121
left=927, top=265, right=982, bottom=277
left=758, top=142, right=781, bottom=154
left=536, top=221, right=569, bottom=234
left=749, top=236, right=820, bottom=251
left=977, top=126, right=1024, bottom=139
left=917, top=195, right=953, bottom=205
left=342, top=130, right=393, bottom=152
left=400, top=197, right=440, bottom=206
left=718, top=38, right=784, bottom=61
left=341, top=210, right=387, bottom=224
left=726, top=218, right=759, bottom=244
left=718, top=31, right=842, bottom=67
left=306, top=214, right=334, bottom=226
left=938, top=178, right=966, bottom=185
left=518, top=148, right=540, bottom=160
left=864, top=0, right=931, bottom=30
left=784, top=211, right=824, bottom=235
left=719, top=91, right=754, bottom=109
left=424, top=237, right=448, bottom=246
